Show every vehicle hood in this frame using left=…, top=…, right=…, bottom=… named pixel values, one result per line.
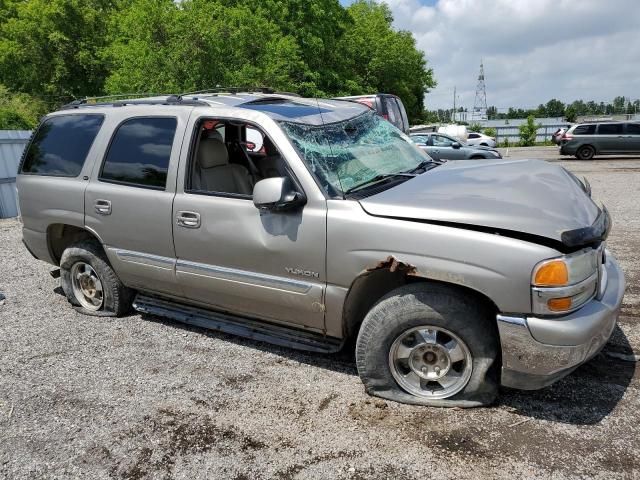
left=359, top=159, right=602, bottom=247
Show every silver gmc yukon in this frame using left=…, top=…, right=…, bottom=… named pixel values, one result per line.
left=17, top=92, right=625, bottom=407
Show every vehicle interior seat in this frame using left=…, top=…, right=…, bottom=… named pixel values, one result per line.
left=257, top=136, right=287, bottom=178
left=193, top=138, right=253, bottom=195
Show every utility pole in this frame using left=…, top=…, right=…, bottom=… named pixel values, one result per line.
left=452, top=86, right=456, bottom=123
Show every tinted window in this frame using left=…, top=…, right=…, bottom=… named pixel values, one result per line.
left=597, top=124, right=623, bottom=135
left=626, top=123, right=640, bottom=135
left=468, top=133, right=479, bottom=138
left=21, top=115, right=103, bottom=176
left=573, top=124, right=596, bottom=135
left=100, top=117, right=177, bottom=189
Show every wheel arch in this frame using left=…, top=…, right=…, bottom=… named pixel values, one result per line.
left=342, top=258, right=500, bottom=341
left=47, top=223, right=105, bottom=265
left=577, top=143, right=597, bottom=155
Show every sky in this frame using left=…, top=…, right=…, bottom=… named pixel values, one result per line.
left=341, top=0, right=640, bottom=111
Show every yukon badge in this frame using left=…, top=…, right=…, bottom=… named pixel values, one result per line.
left=285, top=267, right=319, bottom=278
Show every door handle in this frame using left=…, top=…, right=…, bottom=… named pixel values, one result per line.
left=94, top=199, right=112, bottom=215
left=176, top=211, right=201, bottom=229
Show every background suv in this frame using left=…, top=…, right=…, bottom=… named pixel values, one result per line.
left=335, top=93, right=410, bottom=134
left=560, top=121, right=640, bottom=159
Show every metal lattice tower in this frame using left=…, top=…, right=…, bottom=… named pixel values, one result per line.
left=472, top=60, right=488, bottom=121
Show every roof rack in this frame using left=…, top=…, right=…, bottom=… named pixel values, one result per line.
left=58, top=94, right=208, bottom=110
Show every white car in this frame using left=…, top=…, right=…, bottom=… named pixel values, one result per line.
left=466, top=132, right=496, bottom=148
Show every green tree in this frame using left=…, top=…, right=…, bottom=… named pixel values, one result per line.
left=518, top=115, right=542, bottom=146
left=545, top=98, right=565, bottom=117
left=468, top=122, right=483, bottom=133
left=0, top=84, right=47, bottom=129
left=104, top=0, right=306, bottom=94
left=612, top=95, right=626, bottom=113
left=339, top=0, right=435, bottom=122
left=220, top=0, right=352, bottom=96
left=565, top=105, right=577, bottom=123
left=0, top=0, right=114, bottom=99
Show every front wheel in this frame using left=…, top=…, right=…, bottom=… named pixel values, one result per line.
left=355, top=283, right=499, bottom=407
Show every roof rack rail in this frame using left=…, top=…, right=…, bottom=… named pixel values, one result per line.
left=58, top=94, right=208, bottom=110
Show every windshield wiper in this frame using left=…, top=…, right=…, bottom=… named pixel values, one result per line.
left=344, top=172, right=416, bottom=195
left=405, top=159, right=442, bottom=174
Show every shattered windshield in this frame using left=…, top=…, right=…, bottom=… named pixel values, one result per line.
left=279, top=111, right=433, bottom=197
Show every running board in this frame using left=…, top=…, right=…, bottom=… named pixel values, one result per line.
left=132, top=294, right=343, bottom=354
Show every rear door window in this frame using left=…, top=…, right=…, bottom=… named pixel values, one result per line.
left=597, top=124, right=623, bottom=135
left=100, top=117, right=177, bottom=190
left=572, top=124, right=596, bottom=135
left=21, top=115, right=104, bottom=176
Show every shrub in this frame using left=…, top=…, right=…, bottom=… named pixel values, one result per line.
left=468, top=122, right=483, bottom=132
left=483, top=127, right=496, bottom=138
left=518, top=115, right=542, bottom=146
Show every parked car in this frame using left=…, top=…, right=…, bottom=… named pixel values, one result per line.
left=410, top=133, right=502, bottom=161
left=466, top=132, right=496, bottom=148
left=18, top=92, right=624, bottom=407
left=560, top=121, right=640, bottom=159
left=335, top=93, right=410, bottom=134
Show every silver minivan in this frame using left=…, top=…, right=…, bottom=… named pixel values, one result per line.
left=560, top=121, right=640, bottom=159
left=17, top=92, right=624, bottom=407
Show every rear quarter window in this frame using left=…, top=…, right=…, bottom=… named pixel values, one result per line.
left=572, top=124, right=596, bottom=135
left=20, top=114, right=104, bottom=176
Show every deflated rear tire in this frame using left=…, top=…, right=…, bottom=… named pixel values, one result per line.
left=355, top=283, right=499, bottom=407
left=60, top=240, right=134, bottom=317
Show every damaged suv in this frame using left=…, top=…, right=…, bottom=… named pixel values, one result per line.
left=18, top=92, right=625, bottom=407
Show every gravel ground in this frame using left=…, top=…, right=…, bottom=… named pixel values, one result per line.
left=1, top=154, right=639, bottom=479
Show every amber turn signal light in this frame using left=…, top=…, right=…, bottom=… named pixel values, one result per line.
left=534, top=260, right=569, bottom=286
left=547, top=297, right=572, bottom=311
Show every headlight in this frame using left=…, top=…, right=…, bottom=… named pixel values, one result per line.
left=531, top=247, right=600, bottom=315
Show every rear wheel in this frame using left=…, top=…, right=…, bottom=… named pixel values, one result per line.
left=355, top=283, right=499, bottom=407
left=60, top=240, right=134, bottom=316
left=576, top=145, right=595, bottom=160
left=470, top=155, right=484, bottom=159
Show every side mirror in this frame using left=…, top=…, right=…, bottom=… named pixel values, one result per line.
left=253, top=177, right=306, bottom=212
left=451, top=142, right=462, bottom=149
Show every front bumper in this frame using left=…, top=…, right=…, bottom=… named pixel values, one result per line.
left=497, top=253, right=625, bottom=390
